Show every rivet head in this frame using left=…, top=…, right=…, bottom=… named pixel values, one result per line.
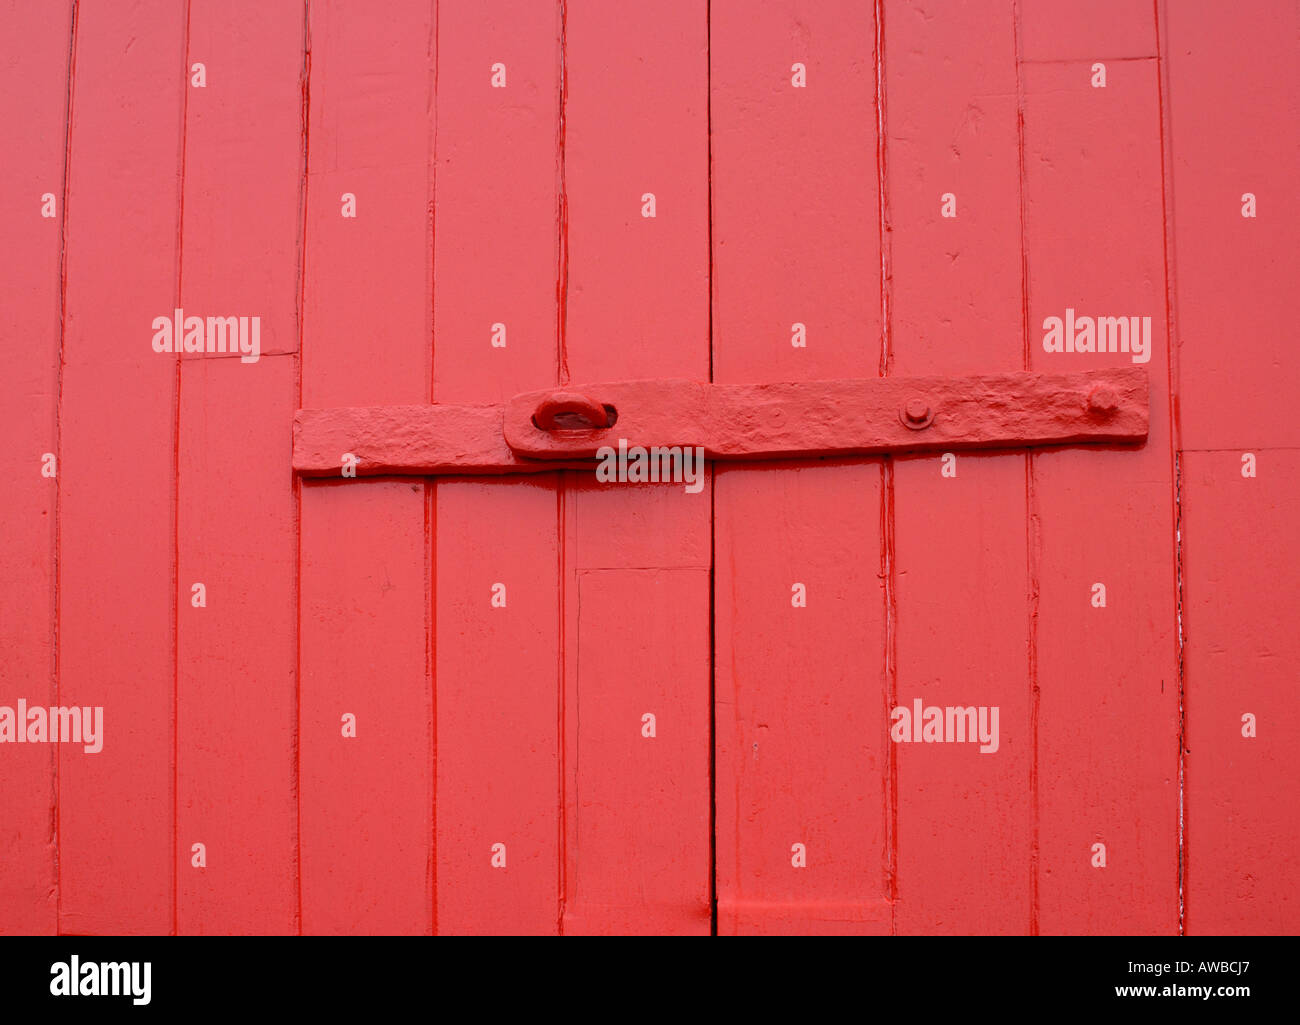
left=1087, top=385, right=1120, bottom=416
left=900, top=398, right=935, bottom=430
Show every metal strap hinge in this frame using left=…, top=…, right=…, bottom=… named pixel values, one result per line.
left=292, top=367, right=1147, bottom=477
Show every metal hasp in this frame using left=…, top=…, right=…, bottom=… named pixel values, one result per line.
left=292, top=366, right=1148, bottom=477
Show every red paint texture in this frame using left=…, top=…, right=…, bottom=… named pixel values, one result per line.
left=0, top=0, right=1294, bottom=935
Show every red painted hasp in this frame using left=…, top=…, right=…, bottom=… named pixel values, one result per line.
left=294, top=368, right=1148, bottom=475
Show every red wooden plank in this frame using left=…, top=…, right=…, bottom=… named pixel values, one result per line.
left=1182, top=452, right=1300, bottom=933
left=559, top=478, right=713, bottom=936
left=434, top=483, right=559, bottom=934
left=0, top=0, right=72, bottom=936
left=561, top=0, right=712, bottom=934
left=1164, top=1, right=1299, bottom=452
left=180, top=0, right=304, bottom=360
left=1019, top=1, right=1156, bottom=61
left=298, top=0, right=434, bottom=934
left=299, top=3, right=433, bottom=411
left=177, top=360, right=297, bottom=933
left=711, top=0, right=879, bottom=385
left=712, top=0, right=888, bottom=935
left=885, top=0, right=1032, bottom=934
left=174, top=0, right=303, bottom=936
left=1023, top=57, right=1179, bottom=933
left=563, top=1, right=708, bottom=380
left=299, top=482, right=429, bottom=934
left=714, top=463, right=888, bottom=935
left=565, top=568, right=710, bottom=934
left=432, top=0, right=562, bottom=935
left=433, top=0, right=562, bottom=407
left=56, top=0, right=185, bottom=935
left=1165, top=1, right=1300, bottom=933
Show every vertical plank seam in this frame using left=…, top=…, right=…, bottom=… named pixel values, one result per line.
left=293, top=0, right=313, bottom=936
left=706, top=0, right=718, bottom=938
left=52, top=0, right=81, bottom=936
left=555, top=0, right=570, bottom=387
left=709, top=477, right=718, bottom=935
left=880, top=461, right=897, bottom=923
left=555, top=0, right=570, bottom=936
left=1011, top=0, right=1041, bottom=936
left=557, top=484, right=567, bottom=934
left=426, top=481, right=437, bottom=934
left=873, top=0, right=899, bottom=930
left=874, top=0, right=892, bottom=380
left=706, top=0, right=715, bottom=385
left=428, top=0, right=439, bottom=408
left=171, top=0, right=194, bottom=937
left=427, top=0, right=439, bottom=937
left=1152, top=0, right=1187, bottom=936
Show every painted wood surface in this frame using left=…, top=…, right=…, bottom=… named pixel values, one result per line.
left=0, top=0, right=1294, bottom=935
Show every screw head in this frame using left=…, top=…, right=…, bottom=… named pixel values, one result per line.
left=1087, top=385, right=1120, bottom=415
left=899, top=397, right=935, bottom=431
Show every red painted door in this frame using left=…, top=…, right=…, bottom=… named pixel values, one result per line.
left=1, top=0, right=1295, bottom=937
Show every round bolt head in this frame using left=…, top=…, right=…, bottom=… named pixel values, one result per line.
left=1087, top=385, right=1120, bottom=415
left=904, top=398, right=931, bottom=422
left=899, top=397, right=935, bottom=431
